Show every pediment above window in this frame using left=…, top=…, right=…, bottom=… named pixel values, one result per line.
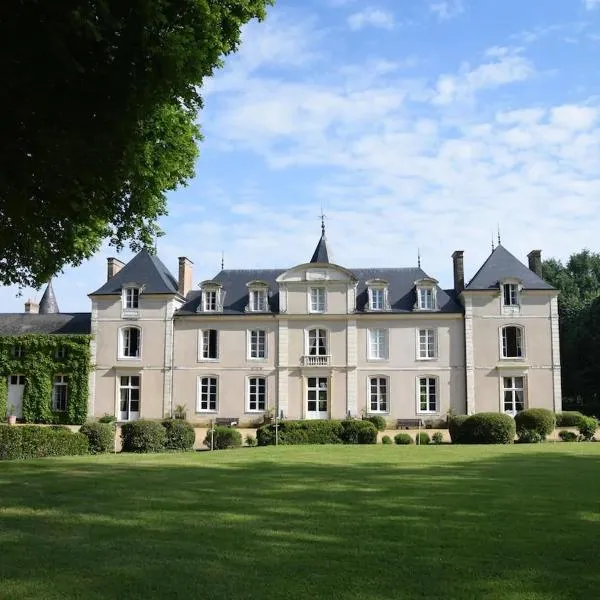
left=276, top=263, right=358, bottom=284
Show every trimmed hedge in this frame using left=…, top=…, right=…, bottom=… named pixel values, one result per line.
left=448, top=415, right=469, bottom=444
left=460, top=413, right=516, bottom=444
left=162, top=419, right=195, bottom=451
left=79, top=422, right=115, bottom=454
left=121, top=420, right=166, bottom=453
left=578, top=416, right=598, bottom=441
left=363, top=415, right=386, bottom=431
left=381, top=435, right=392, bottom=445
left=558, top=430, right=578, bottom=442
left=394, top=433, right=413, bottom=445
left=204, top=426, right=242, bottom=450
left=514, top=408, right=555, bottom=440
left=256, top=419, right=377, bottom=446
left=0, top=425, right=89, bottom=460
left=416, top=432, right=430, bottom=445
left=556, top=411, right=584, bottom=427
left=341, top=420, right=378, bottom=444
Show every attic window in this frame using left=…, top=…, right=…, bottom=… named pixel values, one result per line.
left=415, top=278, right=438, bottom=311
left=200, top=282, right=224, bottom=313
left=246, top=281, right=269, bottom=312
left=124, top=287, right=140, bottom=309
left=502, top=282, right=519, bottom=306
left=366, top=280, right=389, bottom=311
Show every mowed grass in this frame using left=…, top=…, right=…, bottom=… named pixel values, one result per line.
left=1, top=445, right=600, bottom=600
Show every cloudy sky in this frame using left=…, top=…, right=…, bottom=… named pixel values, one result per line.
left=4, top=0, right=600, bottom=311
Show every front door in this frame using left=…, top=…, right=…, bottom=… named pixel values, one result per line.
left=8, top=375, right=25, bottom=418
left=307, top=377, right=328, bottom=419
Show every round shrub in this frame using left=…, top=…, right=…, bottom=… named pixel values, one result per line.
left=448, top=415, right=469, bottom=444
left=245, top=434, right=257, bottom=447
left=364, top=415, right=386, bottom=431
left=204, top=426, right=242, bottom=450
left=341, top=420, right=378, bottom=444
left=162, top=419, right=195, bottom=451
left=416, top=432, right=430, bottom=445
left=394, top=433, right=413, bottom=445
left=556, top=411, right=584, bottom=427
left=98, top=413, right=116, bottom=424
left=558, top=430, right=578, bottom=442
left=431, top=431, right=443, bottom=445
left=514, top=408, right=555, bottom=439
left=381, top=435, right=392, bottom=445
left=79, top=421, right=115, bottom=454
left=121, top=420, right=166, bottom=453
left=578, top=416, right=598, bottom=441
left=460, top=413, right=516, bottom=445
left=517, top=430, right=543, bottom=444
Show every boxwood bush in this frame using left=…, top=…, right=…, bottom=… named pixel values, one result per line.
left=204, top=426, right=242, bottom=450
left=0, top=425, right=89, bottom=460
left=162, top=419, right=195, bottom=451
left=558, top=430, right=578, bottom=442
left=514, top=408, right=555, bottom=440
left=416, top=432, right=430, bottom=445
left=381, top=435, right=392, bottom=445
left=121, top=420, right=166, bottom=453
left=578, top=416, right=598, bottom=441
left=341, top=420, right=378, bottom=444
left=394, top=433, right=413, bottom=445
left=363, top=415, right=386, bottom=431
left=448, top=415, right=469, bottom=444
left=79, top=421, right=114, bottom=454
left=256, top=420, right=378, bottom=446
left=460, top=413, right=516, bottom=444
left=555, top=411, right=584, bottom=427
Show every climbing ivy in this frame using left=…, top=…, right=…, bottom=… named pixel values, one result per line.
left=0, top=335, right=91, bottom=424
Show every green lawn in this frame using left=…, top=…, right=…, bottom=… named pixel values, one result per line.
left=1, top=444, right=600, bottom=600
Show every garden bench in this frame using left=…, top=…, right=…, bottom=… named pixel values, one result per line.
left=215, top=417, right=238, bottom=427
left=396, top=419, right=423, bottom=430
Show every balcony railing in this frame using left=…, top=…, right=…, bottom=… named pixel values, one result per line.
left=301, top=355, right=331, bottom=367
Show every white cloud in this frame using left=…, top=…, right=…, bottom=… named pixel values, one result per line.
left=347, top=7, right=395, bottom=31
left=429, top=0, right=464, bottom=21
left=584, top=0, right=600, bottom=10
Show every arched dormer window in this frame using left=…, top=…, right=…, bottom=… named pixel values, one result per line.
left=414, top=278, right=438, bottom=311
left=119, top=326, right=141, bottom=359
left=366, top=279, right=390, bottom=311
left=199, top=281, right=225, bottom=313
left=246, top=280, right=269, bottom=312
left=501, top=325, right=524, bottom=359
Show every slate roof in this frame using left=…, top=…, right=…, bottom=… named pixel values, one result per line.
left=90, top=249, right=179, bottom=296
left=310, top=230, right=330, bottom=263
left=39, top=280, right=59, bottom=314
left=0, top=313, right=91, bottom=336
left=176, top=267, right=463, bottom=316
left=466, top=245, right=555, bottom=291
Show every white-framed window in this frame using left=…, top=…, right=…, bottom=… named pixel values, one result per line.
left=124, top=287, right=140, bottom=309
left=12, top=345, right=24, bottom=358
left=502, top=283, right=519, bottom=307
left=119, top=326, right=141, bottom=359
left=503, top=376, right=525, bottom=415
left=501, top=326, right=524, bottom=359
left=119, top=375, right=140, bottom=421
left=52, top=375, right=68, bottom=412
left=55, top=346, right=67, bottom=360
left=203, top=290, right=218, bottom=312
left=307, top=328, right=328, bottom=356
left=200, top=329, right=218, bottom=360
left=197, top=376, right=218, bottom=412
left=9, top=375, right=25, bottom=386
left=418, top=328, right=437, bottom=359
left=417, top=287, right=436, bottom=310
left=247, top=376, right=267, bottom=412
left=418, top=376, right=438, bottom=413
left=369, top=376, right=388, bottom=413
left=249, top=289, right=268, bottom=312
left=248, top=330, right=266, bottom=359
left=368, top=328, right=389, bottom=360
left=310, top=287, right=326, bottom=313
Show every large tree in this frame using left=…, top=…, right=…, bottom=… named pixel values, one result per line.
left=0, top=0, right=272, bottom=287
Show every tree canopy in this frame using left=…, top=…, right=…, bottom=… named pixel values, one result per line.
left=0, top=0, right=272, bottom=287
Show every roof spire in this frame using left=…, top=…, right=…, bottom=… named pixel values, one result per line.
left=497, top=224, right=502, bottom=247
left=221, top=251, right=224, bottom=271
left=418, top=248, right=421, bottom=269
left=39, top=279, right=60, bottom=314
left=320, top=204, right=326, bottom=236
left=310, top=211, right=330, bottom=264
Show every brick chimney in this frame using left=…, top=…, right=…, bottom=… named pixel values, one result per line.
left=452, top=250, right=465, bottom=293
left=24, top=299, right=39, bottom=314
left=107, top=257, right=125, bottom=282
left=527, top=250, right=542, bottom=278
left=178, top=257, right=193, bottom=297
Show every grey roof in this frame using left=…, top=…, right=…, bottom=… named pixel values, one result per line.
left=176, top=267, right=463, bottom=316
left=0, top=313, right=91, bottom=336
left=90, top=249, right=179, bottom=296
left=39, top=280, right=59, bottom=314
left=310, top=231, right=330, bottom=263
left=466, top=245, right=555, bottom=291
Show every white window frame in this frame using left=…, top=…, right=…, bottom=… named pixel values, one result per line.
left=203, top=290, right=218, bottom=312
left=417, top=328, right=437, bottom=360
left=197, top=376, right=218, bottom=412
left=309, top=287, right=326, bottom=313
left=248, top=288, right=268, bottom=312
left=123, top=287, right=140, bottom=309
left=247, top=376, right=267, bottom=412
left=417, top=287, right=436, bottom=310
left=367, top=328, right=389, bottom=361
left=502, top=282, right=520, bottom=307
left=502, top=375, right=526, bottom=415
left=118, top=374, right=141, bottom=421
left=247, top=329, right=267, bottom=360
left=368, top=376, right=389, bottom=414
left=368, top=287, right=388, bottom=311
left=198, top=329, right=219, bottom=361
left=306, top=328, right=329, bottom=356
left=118, top=326, right=142, bottom=360
left=52, top=374, right=68, bottom=412
left=500, top=325, right=525, bottom=359
left=416, top=375, right=439, bottom=414
left=12, top=345, right=24, bottom=358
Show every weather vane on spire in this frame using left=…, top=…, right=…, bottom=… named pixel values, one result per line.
left=319, top=205, right=326, bottom=236
left=497, top=224, right=501, bottom=246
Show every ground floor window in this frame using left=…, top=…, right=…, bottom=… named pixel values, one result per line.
left=198, top=376, right=218, bottom=412
left=503, top=376, right=524, bottom=415
left=369, top=377, right=388, bottom=412
left=120, top=375, right=140, bottom=421
left=248, top=377, right=266, bottom=411
left=418, top=376, right=438, bottom=413
left=307, top=377, right=328, bottom=416
left=52, top=375, right=68, bottom=411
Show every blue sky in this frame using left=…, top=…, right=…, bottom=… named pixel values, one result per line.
left=4, top=0, right=600, bottom=311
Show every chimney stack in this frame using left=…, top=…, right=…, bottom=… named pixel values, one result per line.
left=452, top=250, right=465, bottom=293
left=107, top=257, right=125, bottom=282
left=178, top=257, right=193, bottom=297
left=24, top=299, right=39, bottom=314
left=527, top=250, right=542, bottom=278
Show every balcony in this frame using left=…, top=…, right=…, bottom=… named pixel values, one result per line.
left=301, top=355, right=331, bottom=367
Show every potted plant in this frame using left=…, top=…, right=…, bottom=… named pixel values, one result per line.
left=6, top=404, right=17, bottom=426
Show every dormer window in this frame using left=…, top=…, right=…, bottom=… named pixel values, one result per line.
left=246, top=281, right=269, bottom=312
left=366, top=280, right=389, bottom=311
left=124, top=287, right=139, bottom=309
left=502, top=282, right=519, bottom=306
left=415, top=278, right=438, bottom=311
left=200, top=282, right=224, bottom=313
left=418, top=288, right=434, bottom=310
left=203, top=290, right=217, bottom=312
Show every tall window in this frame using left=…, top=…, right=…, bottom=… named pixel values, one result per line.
left=200, top=329, right=218, bottom=360
left=503, top=376, right=524, bottom=415
left=249, top=330, right=266, bottom=359
left=124, top=287, right=139, bottom=309
left=418, top=377, right=438, bottom=413
left=198, top=376, right=218, bottom=412
left=502, top=326, right=523, bottom=358
left=120, top=327, right=141, bottom=358
left=310, top=287, right=326, bottom=313
left=249, top=289, right=268, bottom=312
left=52, top=375, right=68, bottom=411
left=120, top=375, right=140, bottom=421
left=368, top=329, right=389, bottom=360
left=418, top=329, right=436, bottom=359
left=369, top=288, right=386, bottom=310
left=308, top=328, right=328, bottom=356
left=503, top=283, right=519, bottom=306
left=248, top=377, right=267, bottom=411
left=369, top=377, right=388, bottom=413
left=203, top=290, right=217, bottom=312
left=417, top=287, right=435, bottom=310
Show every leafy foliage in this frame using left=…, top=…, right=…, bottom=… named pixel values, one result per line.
left=340, top=420, right=378, bottom=444
left=0, top=425, right=88, bottom=460
left=558, top=430, right=578, bottom=442
left=448, top=415, right=469, bottom=444
left=416, top=432, right=431, bottom=445
left=514, top=409, right=555, bottom=440
left=460, top=413, right=516, bottom=445
left=256, top=420, right=377, bottom=446
left=578, top=416, right=598, bottom=441
left=79, top=422, right=115, bottom=454
left=516, top=430, right=543, bottom=444
left=363, top=415, right=386, bottom=431
left=431, top=432, right=443, bottom=445
left=121, top=420, right=166, bottom=453
left=245, top=434, right=257, bottom=447
left=0, top=0, right=273, bottom=286
left=162, top=419, right=195, bottom=451
left=204, top=426, right=242, bottom=450
left=555, top=411, right=584, bottom=427
left=394, top=433, right=413, bottom=445
left=381, top=435, right=393, bottom=445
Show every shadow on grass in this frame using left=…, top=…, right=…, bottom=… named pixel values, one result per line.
left=0, top=447, right=599, bottom=600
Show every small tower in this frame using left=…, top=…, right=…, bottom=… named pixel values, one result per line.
left=39, top=280, right=60, bottom=314
left=310, top=215, right=331, bottom=264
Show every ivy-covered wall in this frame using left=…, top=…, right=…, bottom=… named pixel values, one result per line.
left=0, top=334, right=91, bottom=424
